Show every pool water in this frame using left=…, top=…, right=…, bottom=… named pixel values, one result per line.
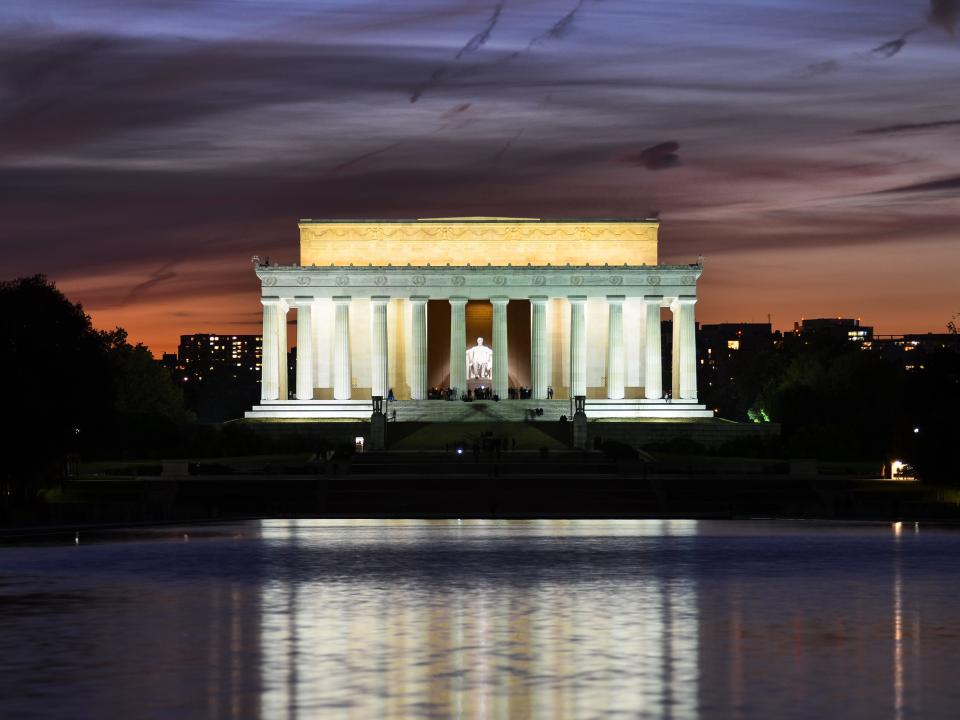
left=1, top=519, right=957, bottom=719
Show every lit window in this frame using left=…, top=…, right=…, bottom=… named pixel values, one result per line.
left=727, top=340, right=740, bottom=350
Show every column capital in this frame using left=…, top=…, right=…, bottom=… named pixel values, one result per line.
left=448, top=296, right=468, bottom=306
left=675, top=295, right=698, bottom=305
left=291, top=296, right=314, bottom=308
left=567, top=295, right=587, bottom=304
left=370, top=295, right=390, bottom=305
left=529, top=295, right=548, bottom=304
left=606, top=295, right=625, bottom=304
left=261, top=296, right=288, bottom=309
left=332, top=295, right=352, bottom=305
left=490, top=296, right=510, bottom=306
left=643, top=294, right=664, bottom=305
left=410, top=296, right=429, bottom=305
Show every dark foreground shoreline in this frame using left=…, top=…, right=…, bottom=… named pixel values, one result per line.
left=4, top=458, right=958, bottom=535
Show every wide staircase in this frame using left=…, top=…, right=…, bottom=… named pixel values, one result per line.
left=390, top=399, right=569, bottom=422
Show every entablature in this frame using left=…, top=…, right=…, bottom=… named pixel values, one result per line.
left=255, top=264, right=702, bottom=300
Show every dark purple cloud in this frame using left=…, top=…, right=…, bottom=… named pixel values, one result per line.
left=456, top=2, right=504, bottom=59
left=857, top=118, right=960, bottom=134
left=872, top=174, right=960, bottom=194
left=411, top=0, right=590, bottom=103
left=869, top=31, right=915, bottom=59
left=624, top=142, right=681, bottom=171
left=929, top=0, right=959, bottom=34
left=331, top=143, right=402, bottom=173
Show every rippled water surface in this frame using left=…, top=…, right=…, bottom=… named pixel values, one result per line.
left=1, top=519, right=959, bottom=719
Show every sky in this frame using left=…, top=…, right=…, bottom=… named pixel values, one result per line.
left=2, top=0, right=958, bottom=354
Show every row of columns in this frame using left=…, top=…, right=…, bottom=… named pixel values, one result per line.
left=261, top=295, right=698, bottom=402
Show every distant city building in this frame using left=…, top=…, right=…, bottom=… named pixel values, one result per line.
left=697, top=323, right=775, bottom=393
left=176, top=333, right=263, bottom=383
left=794, top=318, right=873, bottom=343
left=159, top=352, right=178, bottom=371
left=700, top=323, right=774, bottom=357
left=867, top=333, right=960, bottom=371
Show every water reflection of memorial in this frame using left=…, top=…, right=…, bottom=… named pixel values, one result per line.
left=258, top=519, right=700, bottom=719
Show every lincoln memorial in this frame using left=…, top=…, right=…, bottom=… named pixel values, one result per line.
left=246, top=218, right=712, bottom=420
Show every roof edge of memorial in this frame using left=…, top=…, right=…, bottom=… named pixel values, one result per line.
left=297, top=217, right=660, bottom=224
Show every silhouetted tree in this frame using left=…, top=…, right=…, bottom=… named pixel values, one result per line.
left=746, top=329, right=959, bottom=480
left=0, top=276, right=189, bottom=505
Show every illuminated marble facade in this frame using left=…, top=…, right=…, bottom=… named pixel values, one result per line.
left=246, top=218, right=712, bottom=420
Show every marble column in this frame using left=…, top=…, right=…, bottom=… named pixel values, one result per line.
left=492, top=297, right=509, bottom=399
left=371, top=296, right=389, bottom=399
left=643, top=295, right=663, bottom=400
left=569, top=296, right=587, bottom=398
left=333, top=296, right=352, bottom=400
left=606, top=295, right=625, bottom=400
left=530, top=296, right=549, bottom=400
left=635, top=298, right=647, bottom=385
left=409, top=296, right=428, bottom=400
left=449, top=297, right=467, bottom=397
left=673, top=296, right=698, bottom=400
left=671, top=299, right=682, bottom=400
left=259, top=297, right=287, bottom=401
left=293, top=297, right=314, bottom=400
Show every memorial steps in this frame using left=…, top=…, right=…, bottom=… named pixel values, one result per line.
left=245, top=398, right=713, bottom=421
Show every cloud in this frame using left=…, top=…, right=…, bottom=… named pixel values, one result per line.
left=456, top=2, right=504, bottom=59
left=492, top=128, right=524, bottom=162
left=802, top=60, right=840, bottom=76
left=411, top=0, right=590, bottom=103
left=871, top=174, right=960, bottom=195
left=0, top=30, right=441, bottom=156
left=623, top=141, right=681, bottom=171
left=542, top=0, right=586, bottom=42
left=865, top=2, right=959, bottom=63
left=330, top=143, right=401, bottom=173
left=868, top=32, right=914, bottom=59
left=443, top=103, right=472, bottom=116
left=410, top=3, right=505, bottom=103
left=120, top=260, right=178, bottom=305
left=802, top=0, right=959, bottom=75
left=929, top=0, right=959, bottom=34
left=856, top=118, right=960, bottom=134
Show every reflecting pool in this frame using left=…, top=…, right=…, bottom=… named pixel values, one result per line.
left=1, top=520, right=959, bottom=719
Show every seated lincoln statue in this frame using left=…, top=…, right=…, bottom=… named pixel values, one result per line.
left=466, top=337, right=493, bottom=380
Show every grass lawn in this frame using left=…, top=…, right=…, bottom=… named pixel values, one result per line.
left=81, top=453, right=313, bottom=475
left=389, top=422, right=568, bottom=451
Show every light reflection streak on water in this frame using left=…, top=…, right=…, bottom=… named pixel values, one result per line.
left=893, top=522, right=903, bottom=720
left=258, top=519, right=699, bottom=719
